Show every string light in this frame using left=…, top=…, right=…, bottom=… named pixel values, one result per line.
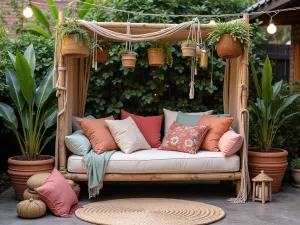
left=209, top=19, right=216, bottom=25
left=23, top=0, right=33, bottom=18
left=267, top=19, right=277, bottom=34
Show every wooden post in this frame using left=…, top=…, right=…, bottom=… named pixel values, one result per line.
left=252, top=182, right=256, bottom=201
left=262, top=182, right=265, bottom=204
left=57, top=11, right=67, bottom=172
left=236, top=180, right=241, bottom=196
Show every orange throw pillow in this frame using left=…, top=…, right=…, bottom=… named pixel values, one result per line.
left=76, top=116, right=118, bottom=154
left=197, top=115, right=234, bottom=152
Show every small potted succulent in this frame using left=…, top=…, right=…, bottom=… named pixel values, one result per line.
left=207, top=21, right=250, bottom=59
left=95, top=40, right=110, bottom=63
left=147, top=40, right=173, bottom=67
left=56, top=20, right=91, bottom=58
left=180, top=40, right=197, bottom=57
left=120, top=48, right=138, bottom=68
left=291, top=158, right=300, bottom=187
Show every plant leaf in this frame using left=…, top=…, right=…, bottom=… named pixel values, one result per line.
left=22, top=106, right=30, bottom=130
left=261, top=56, right=273, bottom=108
left=15, top=51, right=35, bottom=106
left=278, top=112, right=300, bottom=127
left=35, top=66, right=54, bottom=108
left=0, top=102, right=18, bottom=130
left=23, top=44, right=36, bottom=76
left=31, top=5, right=50, bottom=32
left=44, top=109, right=57, bottom=129
left=77, top=0, right=94, bottom=19
left=270, top=97, right=284, bottom=120
left=273, top=80, right=282, bottom=99
left=5, top=69, right=25, bottom=111
left=46, top=0, right=58, bottom=22
left=39, top=134, right=56, bottom=154
left=250, top=58, right=261, bottom=99
left=8, top=51, right=16, bottom=68
left=278, top=94, right=300, bottom=115
left=26, top=23, right=51, bottom=38
left=64, top=7, right=71, bottom=18
left=41, top=104, right=57, bottom=125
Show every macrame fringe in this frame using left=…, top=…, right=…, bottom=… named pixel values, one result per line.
left=89, top=181, right=104, bottom=199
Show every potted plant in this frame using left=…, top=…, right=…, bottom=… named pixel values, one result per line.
left=0, top=45, right=57, bottom=200
left=95, top=40, right=110, bottom=63
left=207, top=21, right=250, bottom=59
left=291, top=158, right=300, bottom=187
left=56, top=20, right=91, bottom=58
left=147, top=40, right=173, bottom=67
left=180, top=40, right=197, bottom=57
left=248, top=56, right=299, bottom=193
left=120, top=48, right=138, bottom=68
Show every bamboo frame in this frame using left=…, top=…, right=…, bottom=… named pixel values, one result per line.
left=55, top=12, right=249, bottom=198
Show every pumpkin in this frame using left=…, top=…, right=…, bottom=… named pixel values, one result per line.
left=17, top=198, right=46, bottom=219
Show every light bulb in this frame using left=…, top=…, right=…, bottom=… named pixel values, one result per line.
left=267, top=22, right=277, bottom=34
left=23, top=6, right=33, bottom=18
left=209, top=19, right=216, bottom=25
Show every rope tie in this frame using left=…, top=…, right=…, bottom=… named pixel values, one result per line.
left=241, top=60, right=249, bottom=66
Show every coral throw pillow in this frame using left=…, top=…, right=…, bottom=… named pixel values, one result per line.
left=158, top=123, right=210, bottom=154
left=105, top=117, right=151, bottom=154
left=121, top=110, right=162, bottom=148
left=35, top=168, right=81, bottom=217
left=197, top=115, right=234, bottom=152
left=76, top=116, right=119, bottom=154
left=219, top=128, right=243, bottom=156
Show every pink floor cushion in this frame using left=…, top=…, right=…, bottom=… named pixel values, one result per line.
left=218, top=128, right=243, bottom=157
left=121, top=109, right=163, bottom=148
left=35, top=168, right=82, bottom=218
left=158, top=123, right=210, bottom=154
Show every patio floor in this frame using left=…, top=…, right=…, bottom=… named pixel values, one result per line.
left=1, top=181, right=300, bottom=225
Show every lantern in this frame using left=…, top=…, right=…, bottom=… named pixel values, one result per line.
left=200, top=47, right=208, bottom=68
left=252, top=170, right=273, bottom=204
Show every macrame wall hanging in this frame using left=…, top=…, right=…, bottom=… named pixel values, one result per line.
left=92, top=32, right=98, bottom=70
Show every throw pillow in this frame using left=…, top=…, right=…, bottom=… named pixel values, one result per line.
left=105, top=117, right=151, bottom=154
left=176, top=112, right=204, bottom=126
left=163, top=109, right=213, bottom=138
left=121, top=110, right=162, bottom=148
left=158, top=123, right=210, bottom=154
left=76, top=116, right=118, bottom=154
left=198, top=115, right=234, bottom=152
left=65, top=130, right=91, bottom=155
left=219, top=128, right=243, bottom=156
left=72, top=115, right=95, bottom=132
left=34, top=168, right=81, bottom=218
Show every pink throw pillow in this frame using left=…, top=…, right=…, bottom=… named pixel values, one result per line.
left=158, top=123, right=209, bottom=154
left=35, top=168, right=82, bottom=217
left=218, top=129, right=243, bottom=156
left=121, top=110, right=163, bottom=148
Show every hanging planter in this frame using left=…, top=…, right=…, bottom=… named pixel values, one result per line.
left=120, top=48, right=138, bottom=68
left=207, top=21, right=250, bottom=59
left=147, top=40, right=173, bottom=67
left=56, top=20, right=91, bottom=58
left=96, top=48, right=109, bottom=63
left=180, top=40, right=197, bottom=57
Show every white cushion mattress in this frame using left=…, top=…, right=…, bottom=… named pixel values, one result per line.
left=67, top=148, right=240, bottom=174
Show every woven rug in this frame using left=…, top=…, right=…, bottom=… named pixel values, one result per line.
left=75, top=198, right=225, bottom=225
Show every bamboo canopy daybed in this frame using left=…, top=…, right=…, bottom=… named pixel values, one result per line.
left=54, top=12, right=250, bottom=203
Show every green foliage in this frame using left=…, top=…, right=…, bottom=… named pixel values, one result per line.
left=150, top=40, right=173, bottom=67
left=56, top=20, right=92, bottom=50
left=180, top=40, right=197, bottom=46
left=291, top=158, right=300, bottom=169
left=0, top=27, right=9, bottom=41
left=95, top=40, right=110, bottom=51
left=248, top=57, right=299, bottom=152
left=207, top=21, right=251, bottom=48
left=0, top=45, right=57, bottom=160
left=119, top=47, right=138, bottom=56
left=0, top=173, right=9, bottom=184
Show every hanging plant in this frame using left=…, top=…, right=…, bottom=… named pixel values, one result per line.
left=120, top=48, right=138, bottom=68
left=207, top=21, right=250, bottom=59
left=180, top=40, right=197, bottom=57
left=56, top=20, right=92, bottom=58
left=147, top=40, right=173, bottom=67
left=95, top=40, right=110, bottom=63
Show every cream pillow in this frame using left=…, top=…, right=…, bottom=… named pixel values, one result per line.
left=163, top=109, right=213, bottom=138
left=105, top=117, right=151, bottom=154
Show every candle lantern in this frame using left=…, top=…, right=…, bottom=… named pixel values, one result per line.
left=200, top=47, right=208, bottom=68
left=252, top=170, right=273, bottom=204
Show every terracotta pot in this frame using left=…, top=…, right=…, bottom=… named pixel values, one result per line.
left=96, top=48, right=109, bottom=63
left=216, top=34, right=242, bottom=59
left=7, top=155, right=55, bottom=200
left=147, top=48, right=165, bottom=66
left=291, top=169, right=300, bottom=187
left=248, top=148, right=288, bottom=193
left=181, top=44, right=196, bottom=57
left=121, top=54, right=137, bottom=68
left=62, top=35, right=89, bottom=58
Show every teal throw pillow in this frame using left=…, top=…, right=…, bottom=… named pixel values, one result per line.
left=176, top=112, right=204, bottom=126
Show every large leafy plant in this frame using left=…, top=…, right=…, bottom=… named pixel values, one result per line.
left=150, top=40, right=173, bottom=67
left=0, top=45, right=57, bottom=160
left=249, top=56, right=299, bottom=152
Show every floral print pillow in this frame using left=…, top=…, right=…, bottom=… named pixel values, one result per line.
left=158, top=123, right=210, bottom=154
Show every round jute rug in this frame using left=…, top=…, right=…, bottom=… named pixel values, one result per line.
left=75, top=198, right=225, bottom=225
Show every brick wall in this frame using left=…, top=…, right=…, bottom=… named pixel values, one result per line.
left=1, top=0, right=71, bottom=38
left=290, top=25, right=300, bottom=82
